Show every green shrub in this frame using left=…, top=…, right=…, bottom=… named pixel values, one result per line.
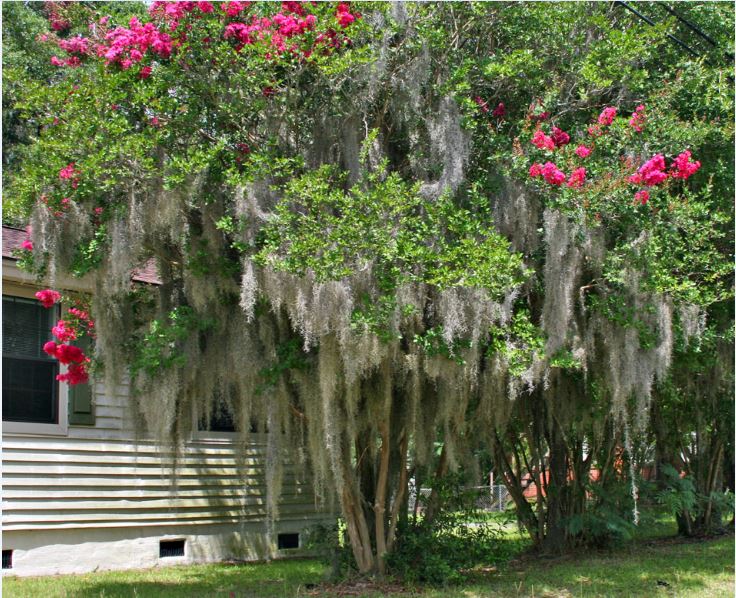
left=386, top=475, right=503, bottom=585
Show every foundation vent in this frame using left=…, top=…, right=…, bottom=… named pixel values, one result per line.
left=277, top=533, right=300, bottom=550
left=2, top=550, right=12, bottom=569
left=159, top=539, right=186, bottom=558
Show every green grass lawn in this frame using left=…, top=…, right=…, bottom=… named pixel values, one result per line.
left=3, top=523, right=733, bottom=598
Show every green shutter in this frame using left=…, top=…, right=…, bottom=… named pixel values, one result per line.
left=68, top=336, right=95, bottom=426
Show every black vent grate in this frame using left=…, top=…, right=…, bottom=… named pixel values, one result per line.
left=277, top=533, right=299, bottom=550
left=159, top=539, right=185, bottom=558
left=2, top=550, right=12, bottom=569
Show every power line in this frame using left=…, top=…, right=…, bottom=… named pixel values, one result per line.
left=614, top=1, right=702, bottom=59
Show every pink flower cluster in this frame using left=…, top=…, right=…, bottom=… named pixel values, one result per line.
left=45, top=0, right=360, bottom=80
left=52, top=319, right=77, bottom=342
left=670, top=150, right=701, bottom=180
left=551, top=126, right=570, bottom=147
left=531, top=130, right=555, bottom=151
left=474, top=97, right=505, bottom=118
left=44, top=341, right=85, bottom=364
left=149, top=1, right=216, bottom=22
left=100, top=17, right=173, bottom=69
left=336, top=2, right=357, bottom=27
left=36, top=289, right=62, bottom=308
left=598, top=106, right=617, bottom=126
left=629, top=154, right=667, bottom=186
left=59, top=162, right=80, bottom=188
left=36, top=290, right=94, bottom=385
left=58, top=35, right=91, bottom=55
left=22, top=226, right=34, bottom=251
left=50, top=35, right=92, bottom=68
left=629, top=104, right=646, bottom=133
left=531, top=125, right=570, bottom=151
left=529, top=162, right=566, bottom=186
left=46, top=2, right=71, bottom=32
left=221, top=1, right=250, bottom=17
left=57, top=363, right=90, bottom=385
left=567, top=167, right=586, bottom=189
left=222, top=3, right=359, bottom=58
left=524, top=105, right=702, bottom=208
left=634, top=190, right=650, bottom=205
left=224, top=12, right=316, bottom=51
left=51, top=55, right=81, bottom=68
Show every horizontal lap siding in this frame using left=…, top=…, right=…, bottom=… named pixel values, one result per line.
left=3, top=384, right=330, bottom=532
left=2, top=435, right=327, bottom=531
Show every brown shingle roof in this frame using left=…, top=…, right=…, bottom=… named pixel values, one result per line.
left=2, top=225, right=161, bottom=285
left=2, top=226, right=28, bottom=259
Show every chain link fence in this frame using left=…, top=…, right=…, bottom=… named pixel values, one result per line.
left=407, top=483, right=510, bottom=513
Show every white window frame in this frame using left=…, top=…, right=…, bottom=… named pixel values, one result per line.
left=2, top=283, right=69, bottom=437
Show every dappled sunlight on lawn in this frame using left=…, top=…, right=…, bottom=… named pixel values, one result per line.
left=3, top=531, right=733, bottom=598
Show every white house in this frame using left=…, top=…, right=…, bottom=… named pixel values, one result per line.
left=2, top=225, right=333, bottom=576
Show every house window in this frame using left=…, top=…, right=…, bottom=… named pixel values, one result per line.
left=198, top=399, right=236, bottom=433
left=2, top=296, right=59, bottom=424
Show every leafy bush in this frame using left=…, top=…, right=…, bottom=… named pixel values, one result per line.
left=386, top=475, right=503, bottom=585
left=563, top=480, right=647, bottom=548
left=303, top=520, right=355, bottom=580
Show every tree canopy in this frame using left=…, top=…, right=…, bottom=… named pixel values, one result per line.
left=5, top=0, right=733, bottom=575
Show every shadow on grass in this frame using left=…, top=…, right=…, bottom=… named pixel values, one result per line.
left=3, top=560, right=326, bottom=598
left=3, top=534, right=733, bottom=598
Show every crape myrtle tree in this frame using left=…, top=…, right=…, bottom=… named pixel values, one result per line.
left=455, top=2, right=734, bottom=549
left=6, top=1, right=734, bottom=571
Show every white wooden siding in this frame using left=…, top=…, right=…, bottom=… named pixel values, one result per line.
left=2, top=382, right=330, bottom=533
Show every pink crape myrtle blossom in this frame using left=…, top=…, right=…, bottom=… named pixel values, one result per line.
left=58, top=35, right=91, bottom=55
left=54, top=343, right=86, bottom=365
left=99, top=17, right=173, bottom=69
left=670, top=150, right=701, bottom=180
left=221, top=1, right=249, bottom=18
left=52, top=319, right=77, bottom=343
left=566, top=167, right=586, bottom=188
left=474, top=96, right=490, bottom=113
left=629, top=104, right=646, bottom=133
left=575, top=145, right=592, bottom=158
left=634, top=190, right=650, bottom=205
left=282, top=1, right=306, bottom=16
left=529, top=163, right=543, bottom=178
left=598, top=106, right=617, bottom=126
left=541, top=162, right=566, bottom=186
left=336, top=3, right=357, bottom=27
left=57, top=363, right=89, bottom=385
left=59, top=163, right=77, bottom=179
left=633, top=154, right=668, bottom=186
left=43, top=341, right=59, bottom=357
left=60, top=162, right=81, bottom=188
left=36, top=289, right=62, bottom=308
left=492, top=102, right=506, bottom=118
left=531, top=130, right=555, bottom=151
left=551, top=126, right=570, bottom=147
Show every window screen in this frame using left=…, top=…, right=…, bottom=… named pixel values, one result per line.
left=3, top=296, right=58, bottom=423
